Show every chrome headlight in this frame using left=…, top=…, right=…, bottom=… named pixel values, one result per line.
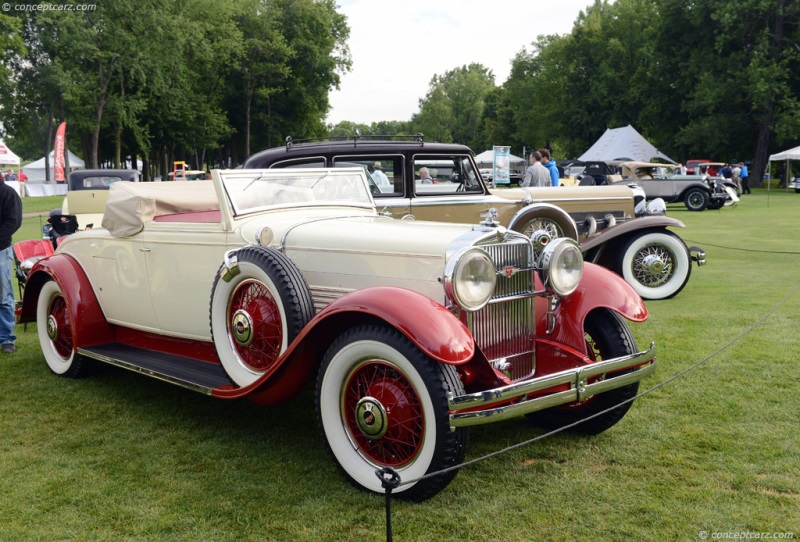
left=538, top=238, right=583, bottom=296
left=443, top=248, right=496, bottom=311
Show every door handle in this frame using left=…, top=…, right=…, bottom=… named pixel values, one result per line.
left=140, top=247, right=151, bottom=252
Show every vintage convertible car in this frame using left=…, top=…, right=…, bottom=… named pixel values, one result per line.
left=614, top=161, right=738, bottom=211
left=21, top=168, right=656, bottom=501
left=244, top=137, right=705, bottom=300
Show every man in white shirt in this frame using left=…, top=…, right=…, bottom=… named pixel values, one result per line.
left=371, top=161, right=390, bottom=187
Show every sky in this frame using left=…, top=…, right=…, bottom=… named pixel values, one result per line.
left=327, top=0, right=595, bottom=126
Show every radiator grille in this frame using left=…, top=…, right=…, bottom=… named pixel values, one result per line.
left=469, top=239, right=536, bottom=381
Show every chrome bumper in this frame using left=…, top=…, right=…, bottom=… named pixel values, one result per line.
left=448, top=343, right=656, bottom=428
left=689, top=246, right=707, bottom=266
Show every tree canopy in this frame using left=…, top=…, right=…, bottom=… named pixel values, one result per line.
left=0, top=0, right=350, bottom=178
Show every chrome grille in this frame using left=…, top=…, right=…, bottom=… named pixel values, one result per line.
left=468, top=238, right=536, bottom=381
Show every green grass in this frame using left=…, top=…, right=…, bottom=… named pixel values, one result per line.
left=21, top=194, right=64, bottom=215
left=2, top=189, right=799, bottom=540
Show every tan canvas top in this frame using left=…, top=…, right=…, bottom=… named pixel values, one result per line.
left=101, top=181, right=219, bottom=237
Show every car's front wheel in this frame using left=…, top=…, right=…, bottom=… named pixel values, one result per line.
left=317, top=325, right=467, bottom=502
left=526, top=309, right=640, bottom=435
left=684, top=188, right=709, bottom=211
left=36, top=280, right=91, bottom=378
left=617, top=230, right=691, bottom=300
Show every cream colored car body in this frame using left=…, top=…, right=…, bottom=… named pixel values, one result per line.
left=56, top=170, right=472, bottom=342
left=61, top=190, right=109, bottom=230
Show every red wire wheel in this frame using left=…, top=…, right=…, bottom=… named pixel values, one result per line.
left=342, top=361, right=424, bottom=467
left=47, top=294, right=74, bottom=360
left=227, top=279, right=283, bottom=373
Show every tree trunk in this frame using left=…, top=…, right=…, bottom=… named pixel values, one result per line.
left=142, top=155, right=150, bottom=182
left=114, top=122, right=122, bottom=168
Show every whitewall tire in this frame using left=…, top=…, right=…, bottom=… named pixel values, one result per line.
left=618, top=231, right=691, bottom=300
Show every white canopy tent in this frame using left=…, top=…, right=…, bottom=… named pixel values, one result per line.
left=22, top=149, right=85, bottom=182
left=474, top=149, right=526, bottom=168
left=768, top=144, right=800, bottom=193
left=0, top=138, right=21, bottom=166
left=579, top=125, right=675, bottom=164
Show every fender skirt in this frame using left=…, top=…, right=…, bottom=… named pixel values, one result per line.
left=20, top=254, right=115, bottom=347
left=537, top=262, right=648, bottom=354
left=219, top=287, right=475, bottom=404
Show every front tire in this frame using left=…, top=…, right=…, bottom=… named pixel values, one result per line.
left=527, top=310, right=640, bottom=435
left=36, top=280, right=90, bottom=378
left=684, top=188, right=709, bottom=211
left=617, top=230, right=691, bottom=300
left=210, top=247, right=315, bottom=387
left=317, top=325, right=467, bottom=501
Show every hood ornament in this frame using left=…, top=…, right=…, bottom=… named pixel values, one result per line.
left=479, top=208, right=500, bottom=227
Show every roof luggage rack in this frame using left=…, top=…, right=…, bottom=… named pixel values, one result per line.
left=285, top=133, right=425, bottom=150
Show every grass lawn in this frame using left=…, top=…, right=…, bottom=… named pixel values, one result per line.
left=1, top=189, right=798, bottom=540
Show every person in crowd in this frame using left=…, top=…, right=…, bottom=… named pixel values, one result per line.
left=675, top=163, right=686, bottom=175
left=739, top=162, right=751, bottom=194
left=18, top=170, right=27, bottom=183
left=419, top=167, right=433, bottom=184
left=731, top=163, right=742, bottom=193
left=539, top=148, right=559, bottom=187
left=719, top=163, right=733, bottom=180
left=0, top=174, right=23, bottom=354
left=371, top=161, right=390, bottom=187
left=521, top=151, right=551, bottom=187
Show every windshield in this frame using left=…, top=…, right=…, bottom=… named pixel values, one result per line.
left=221, top=168, right=374, bottom=216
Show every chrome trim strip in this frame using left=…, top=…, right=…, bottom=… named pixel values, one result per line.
left=448, top=344, right=656, bottom=428
left=77, top=348, right=215, bottom=396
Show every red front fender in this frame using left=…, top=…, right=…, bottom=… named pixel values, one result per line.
left=220, top=287, right=475, bottom=404
left=20, top=254, right=115, bottom=347
left=537, top=262, right=648, bottom=354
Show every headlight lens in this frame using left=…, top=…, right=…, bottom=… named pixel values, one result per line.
left=444, top=248, right=496, bottom=311
left=539, top=238, right=583, bottom=296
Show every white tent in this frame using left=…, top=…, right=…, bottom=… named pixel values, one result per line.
left=22, top=149, right=85, bottom=182
left=579, top=125, right=675, bottom=163
left=474, top=149, right=526, bottom=167
left=769, top=145, right=800, bottom=162
left=0, top=138, right=21, bottom=166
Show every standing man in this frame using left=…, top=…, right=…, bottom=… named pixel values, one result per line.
left=539, top=148, right=559, bottom=187
left=1, top=174, right=23, bottom=353
left=739, top=162, right=751, bottom=194
left=521, top=151, right=551, bottom=187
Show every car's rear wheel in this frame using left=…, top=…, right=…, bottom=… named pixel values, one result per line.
left=210, top=246, right=315, bottom=387
left=36, top=280, right=90, bottom=378
left=684, top=188, right=709, bottom=211
left=317, top=324, right=467, bottom=502
left=617, top=230, right=691, bottom=300
left=526, top=309, right=640, bottom=435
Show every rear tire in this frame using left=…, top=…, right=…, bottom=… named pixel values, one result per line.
left=36, top=281, right=91, bottom=378
left=526, top=310, right=640, bottom=435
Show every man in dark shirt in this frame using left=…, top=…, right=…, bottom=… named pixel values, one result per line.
left=719, top=163, right=733, bottom=180
left=0, top=177, right=23, bottom=353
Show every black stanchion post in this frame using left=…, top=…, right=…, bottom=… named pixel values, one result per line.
left=376, top=467, right=401, bottom=542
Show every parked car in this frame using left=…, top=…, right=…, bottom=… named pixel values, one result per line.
left=615, top=161, right=738, bottom=211
left=21, top=168, right=656, bottom=501
left=789, top=177, right=800, bottom=193
left=243, top=137, right=705, bottom=300
left=685, top=159, right=712, bottom=175
left=44, top=169, right=141, bottom=246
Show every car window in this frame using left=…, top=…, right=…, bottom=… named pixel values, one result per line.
left=78, top=176, right=124, bottom=189
left=269, top=157, right=326, bottom=169
left=333, top=156, right=404, bottom=197
left=413, top=155, right=483, bottom=196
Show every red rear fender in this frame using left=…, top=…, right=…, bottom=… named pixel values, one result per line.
left=21, top=254, right=114, bottom=347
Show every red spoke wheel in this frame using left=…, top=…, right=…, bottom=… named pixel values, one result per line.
left=526, top=309, right=641, bottom=435
left=317, top=325, right=467, bottom=502
left=211, top=246, right=314, bottom=387
left=36, top=281, right=90, bottom=378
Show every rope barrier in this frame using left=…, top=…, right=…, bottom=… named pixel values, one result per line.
left=378, top=282, right=800, bottom=540
left=684, top=240, right=800, bottom=255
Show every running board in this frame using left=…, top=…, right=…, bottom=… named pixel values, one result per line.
left=78, top=343, right=235, bottom=395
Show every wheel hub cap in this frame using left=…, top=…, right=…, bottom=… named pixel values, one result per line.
left=46, top=315, right=58, bottom=341
left=641, top=254, right=666, bottom=276
left=355, top=396, right=388, bottom=440
left=231, top=309, right=254, bottom=346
